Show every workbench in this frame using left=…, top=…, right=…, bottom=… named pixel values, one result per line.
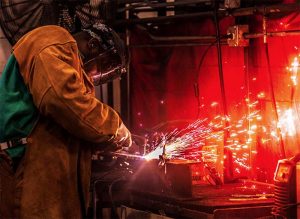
left=126, top=180, right=274, bottom=218
left=90, top=158, right=275, bottom=219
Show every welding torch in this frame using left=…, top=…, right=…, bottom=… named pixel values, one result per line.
left=92, top=134, right=146, bottom=161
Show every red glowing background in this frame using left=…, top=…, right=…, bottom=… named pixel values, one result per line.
left=129, top=11, right=300, bottom=182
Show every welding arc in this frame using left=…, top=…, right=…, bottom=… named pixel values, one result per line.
left=111, top=151, right=144, bottom=160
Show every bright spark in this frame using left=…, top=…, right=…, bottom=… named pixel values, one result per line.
left=278, top=108, right=296, bottom=137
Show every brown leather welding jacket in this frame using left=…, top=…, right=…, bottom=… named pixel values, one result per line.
left=13, top=25, right=121, bottom=218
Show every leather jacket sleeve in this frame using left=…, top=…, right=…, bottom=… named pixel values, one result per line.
left=29, top=43, right=121, bottom=143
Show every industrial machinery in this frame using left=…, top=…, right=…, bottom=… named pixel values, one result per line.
left=272, top=153, right=300, bottom=218
left=90, top=130, right=275, bottom=218
left=0, top=0, right=286, bottom=45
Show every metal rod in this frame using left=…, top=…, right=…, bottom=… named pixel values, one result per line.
left=127, top=28, right=300, bottom=49
left=134, top=24, right=226, bottom=41
left=111, top=152, right=145, bottom=159
left=114, top=3, right=300, bottom=25
left=117, top=0, right=212, bottom=13
left=120, top=7, right=173, bottom=13
left=129, top=42, right=227, bottom=48
left=214, top=5, right=228, bottom=120
left=113, top=11, right=214, bottom=25
left=130, top=29, right=300, bottom=47
left=229, top=3, right=300, bottom=16
left=213, top=1, right=231, bottom=182
left=117, top=0, right=211, bottom=5
left=148, top=34, right=218, bottom=41
left=245, top=30, right=300, bottom=39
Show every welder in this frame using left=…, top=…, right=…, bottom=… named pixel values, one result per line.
left=0, top=23, right=132, bottom=218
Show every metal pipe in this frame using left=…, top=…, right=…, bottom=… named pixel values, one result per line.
left=229, top=3, right=300, bottom=17
left=117, top=0, right=211, bottom=5
left=113, top=11, right=214, bottom=25
left=244, top=30, right=300, bottom=39
left=117, top=0, right=291, bottom=14
left=132, top=29, right=300, bottom=46
left=117, top=0, right=212, bottom=13
left=134, top=24, right=226, bottom=41
left=129, top=29, right=300, bottom=49
left=148, top=34, right=218, bottom=41
left=213, top=4, right=228, bottom=120
left=120, top=7, right=173, bottom=13
left=129, top=42, right=227, bottom=48
left=114, top=3, right=300, bottom=25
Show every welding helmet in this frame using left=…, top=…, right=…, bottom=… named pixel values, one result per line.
left=82, top=23, right=128, bottom=85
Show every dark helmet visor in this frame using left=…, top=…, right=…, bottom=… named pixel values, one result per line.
left=83, top=48, right=126, bottom=85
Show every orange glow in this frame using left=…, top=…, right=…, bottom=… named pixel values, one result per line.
left=278, top=109, right=296, bottom=137
left=290, top=57, right=299, bottom=86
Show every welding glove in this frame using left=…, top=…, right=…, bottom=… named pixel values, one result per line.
left=111, top=122, right=132, bottom=150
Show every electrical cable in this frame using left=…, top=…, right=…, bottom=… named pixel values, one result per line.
left=92, top=168, right=129, bottom=219
left=194, top=34, right=230, bottom=119
left=108, top=177, right=127, bottom=219
left=92, top=179, right=107, bottom=219
left=194, top=40, right=217, bottom=119
left=290, top=67, right=300, bottom=147
left=262, top=15, right=286, bottom=158
left=213, top=1, right=229, bottom=129
left=264, top=41, right=286, bottom=159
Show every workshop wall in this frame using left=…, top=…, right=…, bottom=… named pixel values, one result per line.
left=129, top=12, right=300, bottom=182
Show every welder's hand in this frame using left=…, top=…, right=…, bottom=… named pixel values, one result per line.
left=112, top=122, right=132, bottom=150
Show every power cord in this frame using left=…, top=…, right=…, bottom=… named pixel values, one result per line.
left=92, top=168, right=130, bottom=219
left=108, top=177, right=127, bottom=219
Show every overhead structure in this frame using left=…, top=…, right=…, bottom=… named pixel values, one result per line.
left=0, top=0, right=105, bottom=45
left=1, top=0, right=293, bottom=45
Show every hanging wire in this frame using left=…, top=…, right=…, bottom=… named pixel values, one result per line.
left=263, top=16, right=286, bottom=159
left=108, top=178, right=127, bottom=219
left=194, top=35, right=231, bottom=119
left=213, top=0, right=229, bottom=135
left=194, top=40, right=217, bottom=119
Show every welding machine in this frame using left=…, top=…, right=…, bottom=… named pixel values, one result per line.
left=272, top=153, right=300, bottom=218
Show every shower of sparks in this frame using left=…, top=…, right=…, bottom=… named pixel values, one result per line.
left=288, top=57, right=299, bottom=86
left=139, top=91, right=300, bottom=177
left=279, top=54, right=300, bottom=137
left=142, top=104, right=262, bottom=173
left=278, top=109, right=296, bottom=137
left=140, top=94, right=298, bottom=176
left=134, top=53, right=300, bottom=180
left=144, top=119, right=215, bottom=161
